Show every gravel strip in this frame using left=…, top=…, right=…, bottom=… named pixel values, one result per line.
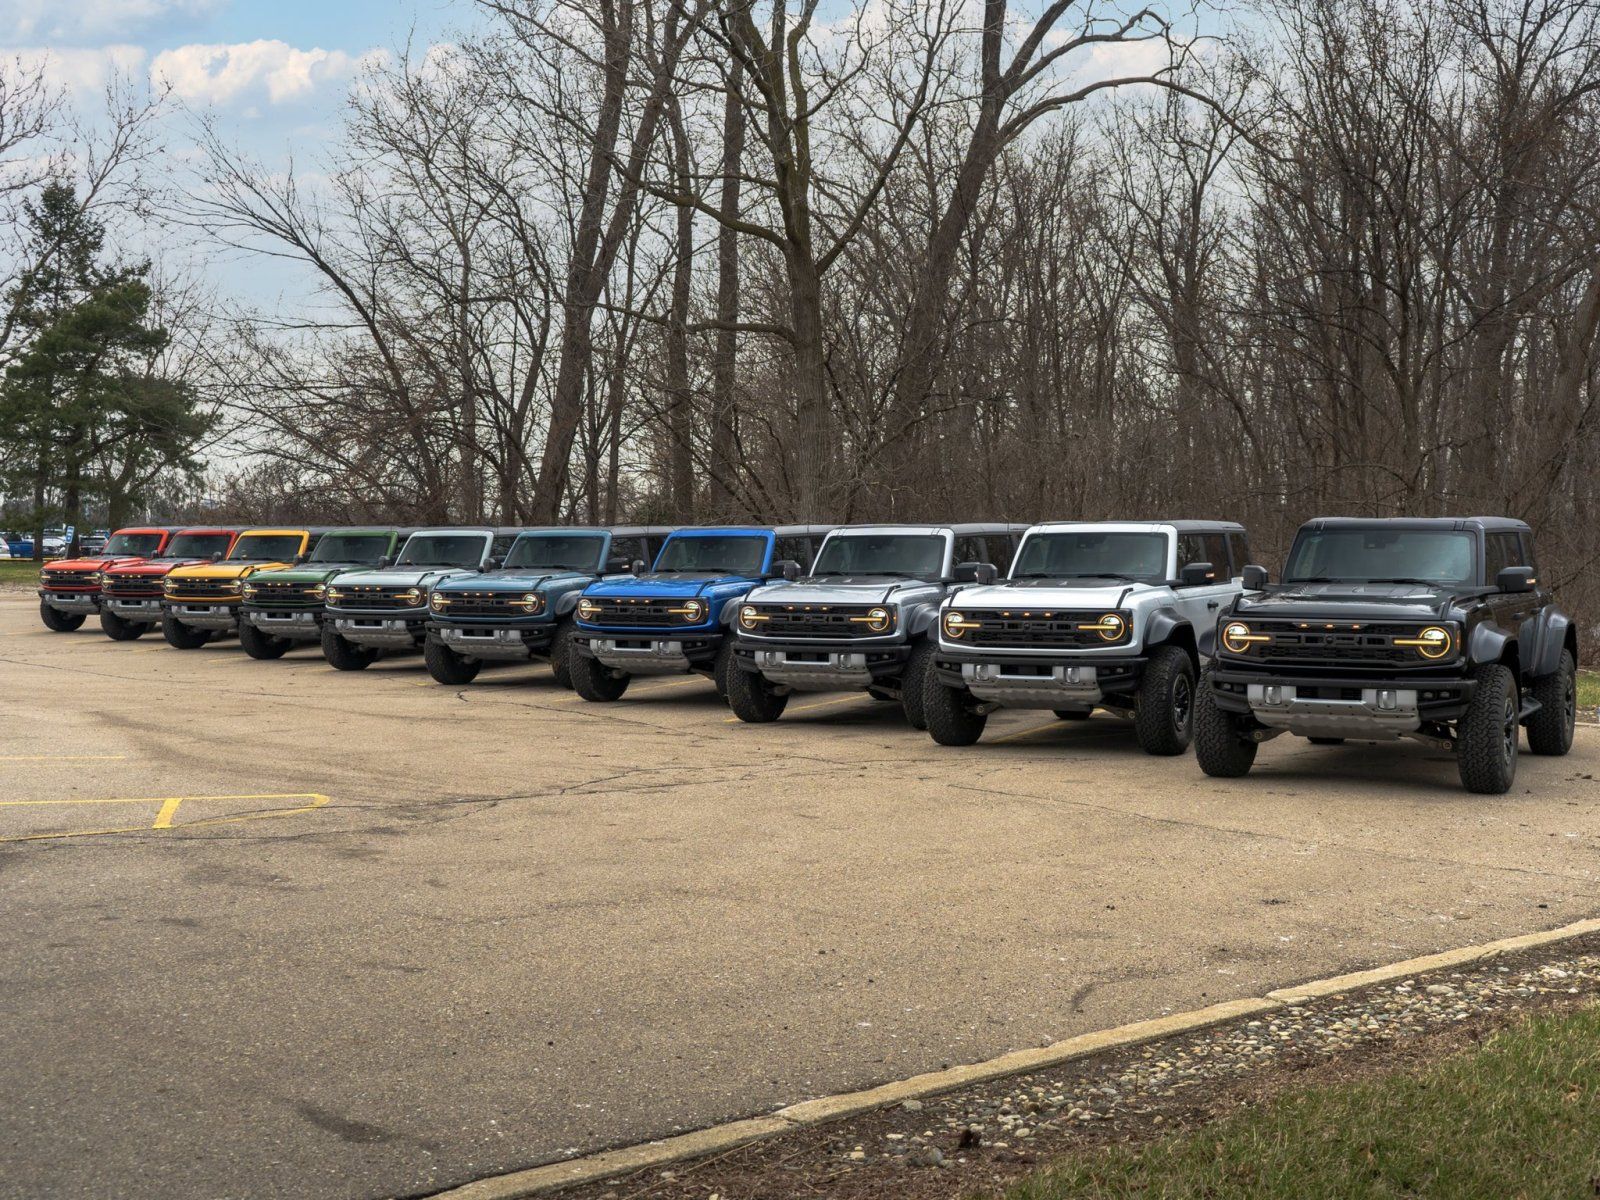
left=565, top=935, right=1600, bottom=1200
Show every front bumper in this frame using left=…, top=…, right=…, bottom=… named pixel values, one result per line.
left=103, top=596, right=163, bottom=619
left=933, top=647, right=1146, bottom=709
left=733, top=638, right=910, bottom=690
left=244, top=608, right=323, bottom=639
left=430, top=622, right=555, bottom=661
left=164, top=601, right=241, bottom=630
left=573, top=630, right=722, bottom=675
left=1209, top=664, right=1475, bottom=737
left=331, top=612, right=427, bottom=648
left=39, top=589, right=101, bottom=614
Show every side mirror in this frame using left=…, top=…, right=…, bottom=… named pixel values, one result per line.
left=1178, top=562, right=1215, bottom=587
left=975, top=561, right=998, bottom=585
left=775, top=559, right=801, bottom=581
left=1496, top=565, right=1536, bottom=594
left=293, top=553, right=308, bottom=565
left=481, top=556, right=503, bottom=573
left=1242, top=564, right=1269, bottom=590
left=210, top=551, right=223, bottom=562
left=952, top=561, right=996, bottom=585
left=379, top=555, right=395, bottom=569
left=604, top=556, right=630, bottom=575
left=630, top=558, right=646, bottom=575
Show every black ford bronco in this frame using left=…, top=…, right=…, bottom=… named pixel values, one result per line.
left=1195, top=517, right=1576, bottom=794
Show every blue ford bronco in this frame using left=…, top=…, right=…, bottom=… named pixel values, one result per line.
left=727, top=523, right=1025, bottom=726
left=567, top=525, right=831, bottom=702
left=422, top=526, right=673, bottom=686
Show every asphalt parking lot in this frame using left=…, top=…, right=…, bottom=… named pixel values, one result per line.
left=3, top=593, right=1599, bottom=1199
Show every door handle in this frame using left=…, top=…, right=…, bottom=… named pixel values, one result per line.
left=1207, top=600, right=1221, bottom=610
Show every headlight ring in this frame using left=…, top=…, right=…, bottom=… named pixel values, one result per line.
left=1395, top=625, right=1453, bottom=659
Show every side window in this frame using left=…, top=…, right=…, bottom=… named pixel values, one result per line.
left=775, top=537, right=811, bottom=568
left=1201, top=534, right=1230, bottom=579
left=1485, top=532, right=1525, bottom=578
left=1177, top=534, right=1208, bottom=573
left=1227, top=533, right=1251, bottom=575
left=954, top=536, right=985, bottom=565
left=609, top=537, right=644, bottom=566
left=983, top=534, right=1017, bottom=568
left=1520, top=534, right=1540, bottom=580
left=491, top=535, right=515, bottom=559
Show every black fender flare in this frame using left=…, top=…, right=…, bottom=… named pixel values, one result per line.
left=1528, top=607, right=1577, bottom=677
left=552, top=590, right=581, bottom=618
left=1144, top=608, right=1201, bottom=662
left=1467, top=620, right=1515, bottom=671
left=906, top=604, right=939, bottom=640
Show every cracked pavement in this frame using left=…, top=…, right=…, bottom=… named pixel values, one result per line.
left=1, top=595, right=1598, bottom=1199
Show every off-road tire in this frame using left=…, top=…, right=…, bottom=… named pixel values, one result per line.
left=1527, top=649, right=1576, bottom=757
left=900, top=639, right=935, bottom=730
left=923, top=677, right=988, bottom=746
left=548, top=619, right=576, bottom=688
left=727, top=661, right=788, bottom=723
left=1054, top=709, right=1092, bottom=721
left=39, top=600, right=85, bottom=632
left=713, top=639, right=736, bottom=701
left=239, top=619, right=292, bottom=660
left=568, top=647, right=629, bottom=701
left=1193, top=672, right=1258, bottom=777
left=1308, top=736, right=1345, bottom=746
left=1457, top=662, right=1519, bottom=794
left=1134, top=644, right=1196, bottom=756
left=99, top=609, right=148, bottom=640
left=424, top=637, right=481, bottom=684
left=161, top=610, right=210, bottom=649
left=321, top=624, right=377, bottom=671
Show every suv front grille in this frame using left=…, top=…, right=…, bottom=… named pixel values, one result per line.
left=250, top=581, right=321, bottom=606
left=41, top=569, right=99, bottom=588
left=105, top=571, right=164, bottom=596
left=742, top=604, right=884, bottom=639
left=957, top=610, right=1126, bottom=650
left=167, top=578, right=240, bottom=599
left=332, top=584, right=422, bottom=610
left=581, top=598, right=696, bottom=627
left=436, top=591, right=530, bottom=618
left=1240, top=620, right=1448, bottom=667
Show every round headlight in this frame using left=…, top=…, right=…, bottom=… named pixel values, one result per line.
left=242, top=584, right=257, bottom=599
left=430, top=592, right=449, bottom=611
left=680, top=598, right=706, bottom=621
left=92, top=571, right=105, bottom=584
left=865, top=606, right=891, bottom=632
left=520, top=592, right=545, bottom=614
left=326, top=587, right=344, bottom=603
left=397, top=588, right=421, bottom=604
left=1222, top=621, right=1257, bottom=654
left=942, top=610, right=967, bottom=639
left=1095, top=612, right=1124, bottom=642
left=577, top=597, right=599, bottom=620
left=1400, top=625, right=1453, bottom=659
left=310, top=583, right=326, bottom=600
left=739, top=604, right=760, bottom=630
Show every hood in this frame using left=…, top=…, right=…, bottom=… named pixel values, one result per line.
left=435, top=567, right=595, bottom=594
left=953, top=580, right=1162, bottom=609
left=42, top=554, right=151, bottom=572
left=107, top=558, right=202, bottom=577
left=584, top=572, right=754, bottom=598
left=249, top=562, right=378, bottom=585
left=332, top=566, right=479, bottom=588
left=1238, top=581, right=1455, bottom=621
left=168, top=560, right=292, bottom=581
left=745, top=577, right=934, bottom=606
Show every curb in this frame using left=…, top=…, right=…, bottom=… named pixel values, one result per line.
left=429, top=915, right=1600, bottom=1199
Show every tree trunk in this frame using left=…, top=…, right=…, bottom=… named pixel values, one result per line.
left=707, top=58, right=744, bottom=517
left=665, top=100, right=695, bottom=520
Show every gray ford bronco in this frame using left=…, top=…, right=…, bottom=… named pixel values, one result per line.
left=727, top=523, right=1025, bottom=726
left=924, top=521, right=1251, bottom=754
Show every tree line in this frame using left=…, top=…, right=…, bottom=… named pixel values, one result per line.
left=3, top=0, right=1599, bottom=637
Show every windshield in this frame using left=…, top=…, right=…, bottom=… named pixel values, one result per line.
left=654, top=535, right=767, bottom=576
left=229, top=534, right=306, bottom=561
left=1284, top=528, right=1476, bottom=586
left=165, top=532, right=233, bottom=559
left=310, top=533, right=393, bottom=564
left=811, top=534, right=945, bottom=578
left=102, top=532, right=165, bottom=556
left=1012, top=531, right=1169, bottom=582
left=396, top=533, right=487, bottom=568
left=505, top=534, right=606, bottom=571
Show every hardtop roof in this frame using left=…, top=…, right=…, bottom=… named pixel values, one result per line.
left=1026, top=519, right=1248, bottom=533
left=1299, top=516, right=1530, bottom=534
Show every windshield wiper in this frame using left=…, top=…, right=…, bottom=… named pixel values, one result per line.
left=1366, top=577, right=1447, bottom=587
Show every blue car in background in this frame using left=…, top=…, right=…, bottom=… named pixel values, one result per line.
left=568, top=525, right=832, bottom=702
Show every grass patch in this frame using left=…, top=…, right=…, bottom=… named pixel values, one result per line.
left=1577, top=669, right=1600, bottom=712
left=1008, top=1003, right=1600, bottom=1200
left=0, top=559, right=41, bottom=585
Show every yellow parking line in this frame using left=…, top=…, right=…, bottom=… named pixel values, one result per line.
left=0, top=754, right=129, bottom=762
left=986, top=720, right=1062, bottom=745
left=724, top=695, right=872, bottom=723
left=0, top=792, right=331, bottom=843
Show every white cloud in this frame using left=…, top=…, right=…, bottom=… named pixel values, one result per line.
left=151, top=40, right=370, bottom=107
left=0, top=0, right=224, bottom=43
left=2, top=44, right=149, bottom=94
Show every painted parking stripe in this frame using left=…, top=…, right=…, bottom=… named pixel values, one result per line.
left=0, top=792, right=331, bottom=843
